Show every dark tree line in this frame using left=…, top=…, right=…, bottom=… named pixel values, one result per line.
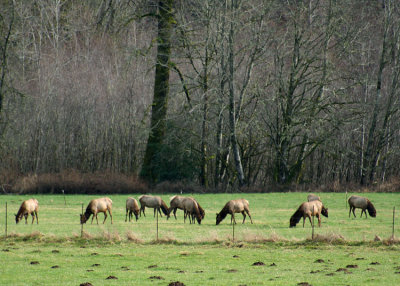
left=0, top=0, right=399, bottom=191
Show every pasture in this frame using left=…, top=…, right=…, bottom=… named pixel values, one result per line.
left=0, top=193, right=400, bottom=285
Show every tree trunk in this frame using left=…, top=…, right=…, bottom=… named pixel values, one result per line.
left=360, top=5, right=388, bottom=185
left=228, top=0, right=245, bottom=187
left=140, top=0, right=173, bottom=183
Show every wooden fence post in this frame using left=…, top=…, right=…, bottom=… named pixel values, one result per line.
left=232, top=220, right=235, bottom=242
left=156, top=209, right=159, bottom=241
left=312, top=205, right=315, bottom=240
left=62, top=190, right=66, bottom=205
left=81, top=203, right=83, bottom=238
left=393, top=207, right=396, bottom=239
left=5, top=202, right=7, bottom=237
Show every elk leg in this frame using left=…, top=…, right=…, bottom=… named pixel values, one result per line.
left=31, top=213, right=35, bottom=224
left=35, top=211, right=39, bottom=224
left=232, top=214, right=237, bottom=224
left=307, top=215, right=313, bottom=227
left=349, top=207, right=352, bottom=218
left=317, top=213, right=321, bottom=227
left=242, top=211, right=246, bottom=224
left=25, top=214, right=28, bottom=224
left=91, top=214, right=95, bottom=224
left=352, top=208, right=356, bottom=218
left=362, top=209, right=367, bottom=218
left=109, top=209, right=113, bottom=224
left=103, top=212, right=107, bottom=224
left=174, top=208, right=177, bottom=219
left=125, top=209, right=128, bottom=222
left=246, top=210, right=253, bottom=224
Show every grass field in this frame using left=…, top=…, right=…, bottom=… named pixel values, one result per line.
left=0, top=193, right=399, bottom=285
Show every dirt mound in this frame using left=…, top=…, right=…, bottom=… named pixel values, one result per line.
left=106, top=276, right=118, bottom=280
left=168, top=282, right=185, bottom=286
left=252, top=261, right=265, bottom=266
left=149, top=276, right=164, bottom=280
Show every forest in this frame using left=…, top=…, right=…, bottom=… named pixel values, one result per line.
left=0, top=0, right=399, bottom=193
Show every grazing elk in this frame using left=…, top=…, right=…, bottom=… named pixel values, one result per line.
left=15, top=199, right=39, bottom=224
left=125, top=197, right=140, bottom=222
left=348, top=195, right=376, bottom=218
left=139, top=195, right=169, bottom=218
left=290, top=200, right=328, bottom=228
left=80, top=197, right=113, bottom=224
left=216, top=199, right=253, bottom=225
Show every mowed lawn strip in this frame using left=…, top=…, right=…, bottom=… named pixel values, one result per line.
left=0, top=240, right=399, bottom=285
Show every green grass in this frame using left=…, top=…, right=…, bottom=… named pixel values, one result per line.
left=1, top=193, right=398, bottom=241
left=0, top=193, right=399, bottom=285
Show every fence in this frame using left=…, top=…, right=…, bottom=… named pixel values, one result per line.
left=2, top=196, right=398, bottom=243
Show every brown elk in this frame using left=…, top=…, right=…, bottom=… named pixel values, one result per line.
left=216, top=199, right=253, bottom=225
left=138, top=195, right=169, bottom=217
left=290, top=200, right=328, bottom=228
left=348, top=195, right=376, bottom=218
left=15, top=199, right=39, bottom=224
left=125, top=197, right=140, bottom=222
left=80, top=197, right=113, bottom=224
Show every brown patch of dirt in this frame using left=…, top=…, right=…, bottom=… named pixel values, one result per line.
left=177, top=270, right=185, bottom=273
left=79, top=283, right=93, bottom=286
left=269, top=263, right=277, bottom=267
left=297, top=282, right=312, bottom=286
left=2, top=249, right=10, bottom=252
left=252, top=261, right=265, bottom=266
left=91, top=253, right=98, bottom=256
left=365, top=268, right=375, bottom=271
left=148, top=264, right=158, bottom=268
left=168, top=282, right=185, bottom=286
left=121, top=266, right=130, bottom=271
left=336, top=268, right=348, bottom=272
left=149, top=276, right=164, bottom=280
left=326, top=273, right=335, bottom=276
left=51, top=265, right=60, bottom=269
left=346, top=265, right=358, bottom=268
left=310, top=270, right=321, bottom=274
left=370, top=262, right=380, bottom=265
left=195, top=270, right=203, bottom=273
left=86, top=269, right=94, bottom=272
left=51, top=250, right=60, bottom=253
left=233, top=255, right=239, bottom=258
left=106, top=275, right=118, bottom=280
left=30, top=261, right=39, bottom=265
left=227, top=269, right=238, bottom=273
left=314, top=259, right=325, bottom=263
left=356, top=257, right=365, bottom=260
left=91, top=264, right=100, bottom=267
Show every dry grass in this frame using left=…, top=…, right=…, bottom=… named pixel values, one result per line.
left=11, top=169, right=148, bottom=194
left=309, top=233, right=346, bottom=244
left=126, top=231, right=144, bottom=243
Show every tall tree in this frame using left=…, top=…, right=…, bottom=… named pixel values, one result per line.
left=140, top=0, right=174, bottom=183
left=0, top=0, right=14, bottom=118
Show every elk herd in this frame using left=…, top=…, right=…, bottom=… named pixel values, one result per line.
left=14, top=194, right=377, bottom=228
